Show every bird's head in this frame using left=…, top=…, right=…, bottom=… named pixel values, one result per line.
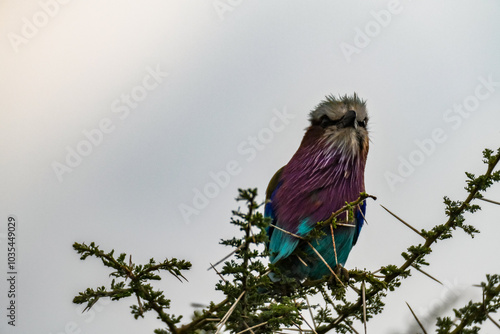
left=308, top=93, right=369, bottom=160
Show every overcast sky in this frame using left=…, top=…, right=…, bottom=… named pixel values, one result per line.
left=1, top=1, right=500, bottom=333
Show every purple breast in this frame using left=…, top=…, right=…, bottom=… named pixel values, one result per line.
left=274, top=131, right=366, bottom=232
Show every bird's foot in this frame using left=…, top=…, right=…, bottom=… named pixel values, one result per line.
left=333, top=264, right=349, bottom=283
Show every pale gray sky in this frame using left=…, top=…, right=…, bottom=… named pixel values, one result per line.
left=1, top=1, right=500, bottom=333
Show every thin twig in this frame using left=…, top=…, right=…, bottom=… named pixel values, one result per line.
left=272, top=225, right=306, bottom=239
left=487, top=314, right=500, bottom=329
left=292, top=320, right=305, bottom=333
left=305, top=295, right=317, bottom=332
left=477, top=197, right=500, bottom=206
left=349, top=283, right=361, bottom=294
left=357, top=203, right=369, bottom=225
left=242, top=321, right=256, bottom=334
left=345, top=321, right=361, bottom=334
left=297, top=255, right=308, bottom=267
left=256, top=269, right=271, bottom=279
left=236, top=319, right=276, bottom=334
left=380, top=204, right=426, bottom=239
left=210, top=263, right=228, bottom=283
left=298, top=312, right=318, bottom=334
left=136, top=294, right=144, bottom=314
left=208, top=244, right=245, bottom=270
left=290, top=321, right=315, bottom=332
left=330, top=224, right=338, bottom=267
left=362, top=281, right=367, bottom=334
left=406, top=302, right=428, bottom=334
left=247, top=220, right=257, bottom=243
left=411, top=264, right=442, bottom=285
left=336, top=223, right=357, bottom=227
left=215, top=291, right=245, bottom=334
left=307, top=241, right=344, bottom=288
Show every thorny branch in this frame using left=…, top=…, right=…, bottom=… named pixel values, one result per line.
left=73, top=147, right=500, bottom=334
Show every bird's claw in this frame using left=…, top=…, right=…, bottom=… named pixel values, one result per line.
left=333, top=264, right=349, bottom=282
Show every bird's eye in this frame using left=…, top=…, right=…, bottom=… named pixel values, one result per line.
left=319, top=115, right=340, bottom=128
left=320, top=116, right=330, bottom=128
left=357, top=119, right=367, bottom=128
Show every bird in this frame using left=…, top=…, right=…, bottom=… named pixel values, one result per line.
left=265, top=93, right=369, bottom=282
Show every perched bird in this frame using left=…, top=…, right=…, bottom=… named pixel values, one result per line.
left=265, top=94, right=369, bottom=281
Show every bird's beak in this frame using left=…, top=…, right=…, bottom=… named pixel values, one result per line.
left=340, top=110, right=357, bottom=129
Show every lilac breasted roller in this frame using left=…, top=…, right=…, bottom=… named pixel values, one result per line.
left=265, top=94, right=369, bottom=281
